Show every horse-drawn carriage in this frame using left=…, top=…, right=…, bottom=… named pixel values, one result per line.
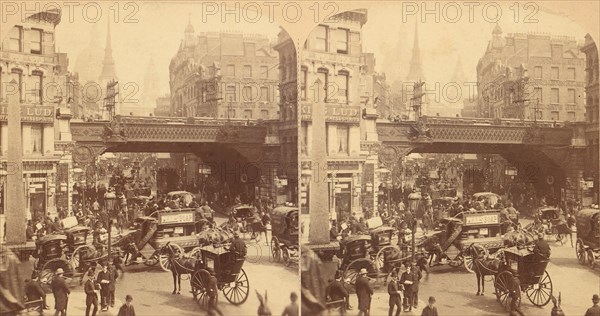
left=270, top=206, right=299, bottom=266
left=189, top=245, right=250, bottom=308
left=575, top=208, right=600, bottom=268
left=228, top=204, right=265, bottom=241
left=536, top=207, right=571, bottom=244
left=494, top=247, right=553, bottom=311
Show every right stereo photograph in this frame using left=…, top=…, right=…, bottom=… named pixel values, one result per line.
left=300, top=4, right=600, bottom=316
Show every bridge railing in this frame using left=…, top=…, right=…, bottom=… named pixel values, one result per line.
left=380, top=116, right=569, bottom=128
left=72, top=115, right=274, bottom=127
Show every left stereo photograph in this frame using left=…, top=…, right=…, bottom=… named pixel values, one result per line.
left=0, top=2, right=299, bottom=316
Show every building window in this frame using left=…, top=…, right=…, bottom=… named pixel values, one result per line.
left=30, top=28, right=42, bottom=54
left=338, top=70, right=349, bottom=104
left=336, top=125, right=349, bottom=155
left=301, top=122, right=308, bottom=156
left=550, top=111, right=559, bottom=121
left=31, top=125, right=43, bottom=155
left=301, top=67, right=308, bottom=101
left=536, top=110, right=543, bottom=120
left=567, top=111, right=576, bottom=121
left=314, top=25, right=328, bottom=52
left=567, top=68, right=575, bottom=80
left=534, top=66, right=542, bottom=79
left=534, top=87, right=542, bottom=103
left=244, top=109, right=252, bottom=119
left=551, top=67, right=559, bottom=80
left=317, top=68, right=329, bottom=103
left=260, top=86, right=269, bottom=102
left=260, top=65, right=268, bottom=79
left=550, top=88, right=559, bottom=104
left=242, top=86, right=253, bottom=102
left=567, top=89, right=576, bottom=104
left=9, top=26, right=22, bottom=52
left=261, top=109, right=269, bottom=120
left=227, top=64, right=235, bottom=77
left=243, top=65, right=252, bottom=78
left=32, top=70, right=43, bottom=104
left=225, top=85, right=236, bottom=102
left=336, top=28, right=349, bottom=54
left=11, top=69, right=23, bottom=102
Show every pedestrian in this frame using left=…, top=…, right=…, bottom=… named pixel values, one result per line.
left=410, top=259, right=422, bottom=309
left=206, top=268, right=224, bottom=316
left=117, top=295, right=136, bottom=316
left=326, top=270, right=350, bottom=314
left=281, top=292, right=299, bottom=316
left=585, top=294, right=600, bottom=316
left=387, top=270, right=402, bottom=316
left=509, top=275, right=524, bottom=316
left=84, top=269, right=99, bottom=316
left=24, top=272, right=49, bottom=310
left=108, top=263, right=119, bottom=307
left=51, top=268, right=70, bottom=316
left=355, top=268, right=373, bottom=316
left=97, top=263, right=110, bottom=311
left=400, top=262, right=415, bottom=312
left=421, top=296, right=439, bottom=316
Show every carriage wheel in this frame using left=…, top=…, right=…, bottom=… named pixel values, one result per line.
left=525, top=270, right=552, bottom=307
left=70, top=245, right=95, bottom=273
left=374, top=245, right=401, bottom=273
left=190, top=269, right=210, bottom=309
left=271, top=237, right=281, bottom=263
left=463, top=244, right=488, bottom=273
left=576, top=239, right=587, bottom=265
left=282, top=247, right=290, bottom=266
left=495, top=271, right=517, bottom=312
left=222, top=268, right=249, bottom=305
left=343, top=259, right=377, bottom=286
left=159, top=243, right=184, bottom=272
left=587, top=249, right=596, bottom=268
left=41, top=259, right=75, bottom=285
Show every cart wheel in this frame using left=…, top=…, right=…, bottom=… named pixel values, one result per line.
left=463, top=244, right=488, bottom=273
left=222, top=268, right=249, bottom=305
left=159, top=243, right=184, bottom=272
left=525, top=270, right=552, bottom=307
left=587, top=249, right=595, bottom=268
left=282, top=247, right=290, bottom=266
left=271, top=237, right=281, bottom=263
left=70, top=245, right=95, bottom=273
left=495, top=271, right=516, bottom=312
left=41, top=259, right=75, bottom=285
left=576, top=239, right=586, bottom=265
left=343, top=259, right=377, bottom=286
left=374, top=245, right=401, bottom=273
left=190, top=269, right=210, bottom=309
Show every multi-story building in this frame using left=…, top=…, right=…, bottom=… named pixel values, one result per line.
left=0, top=9, right=74, bottom=224
left=169, top=21, right=279, bottom=120
left=477, top=25, right=586, bottom=121
left=154, top=94, right=171, bottom=117
left=580, top=34, right=599, bottom=205
left=300, top=9, right=379, bottom=220
left=273, top=28, right=298, bottom=204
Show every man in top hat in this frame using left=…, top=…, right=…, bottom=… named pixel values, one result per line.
left=84, top=269, right=99, bottom=316
left=96, top=263, right=111, bottom=311
left=355, top=268, right=373, bottom=316
left=326, top=270, right=350, bottom=314
left=533, top=233, right=551, bottom=259
left=387, top=270, right=403, bottom=316
left=400, top=261, right=418, bottom=312
left=25, top=272, right=49, bottom=310
left=229, top=231, right=247, bottom=260
left=585, top=294, right=600, bottom=316
left=51, top=268, right=70, bottom=316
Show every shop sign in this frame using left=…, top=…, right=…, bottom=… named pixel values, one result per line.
left=159, top=211, right=194, bottom=224
left=300, top=104, right=360, bottom=123
left=0, top=105, right=54, bottom=123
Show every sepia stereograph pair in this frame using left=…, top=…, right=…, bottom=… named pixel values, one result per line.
left=0, top=1, right=598, bottom=315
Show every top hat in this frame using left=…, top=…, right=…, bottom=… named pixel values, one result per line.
left=593, top=294, right=600, bottom=302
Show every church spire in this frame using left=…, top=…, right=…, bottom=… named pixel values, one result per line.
left=99, top=18, right=117, bottom=82
left=406, top=22, right=424, bottom=82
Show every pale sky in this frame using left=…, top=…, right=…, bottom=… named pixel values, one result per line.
left=361, top=3, right=589, bottom=86
left=54, top=2, right=281, bottom=98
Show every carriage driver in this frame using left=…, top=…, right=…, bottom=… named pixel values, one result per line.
left=532, top=233, right=551, bottom=259
left=228, top=232, right=247, bottom=261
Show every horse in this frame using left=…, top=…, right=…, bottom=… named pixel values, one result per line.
left=464, top=243, right=501, bottom=296
left=256, top=290, right=272, bottom=316
left=163, top=242, right=198, bottom=295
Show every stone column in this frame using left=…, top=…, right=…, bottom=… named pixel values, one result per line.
left=6, top=85, right=26, bottom=243
left=309, top=97, right=329, bottom=244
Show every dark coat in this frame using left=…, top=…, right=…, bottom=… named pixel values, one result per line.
left=51, top=276, right=70, bottom=311
left=24, top=280, right=45, bottom=301
left=326, top=280, right=349, bottom=302
left=354, top=275, right=373, bottom=310
left=585, top=305, right=600, bottom=316
left=117, top=304, right=136, bottom=316
left=421, top=305, right=439, bottom=316
left=400, top=269, right=421, bottom=293
left=84, top=279, right=98, bottom=305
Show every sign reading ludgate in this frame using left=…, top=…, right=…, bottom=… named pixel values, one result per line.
left=300, top=104, right=360, bottom=123
left=0, top=105, right=54, bottom=123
